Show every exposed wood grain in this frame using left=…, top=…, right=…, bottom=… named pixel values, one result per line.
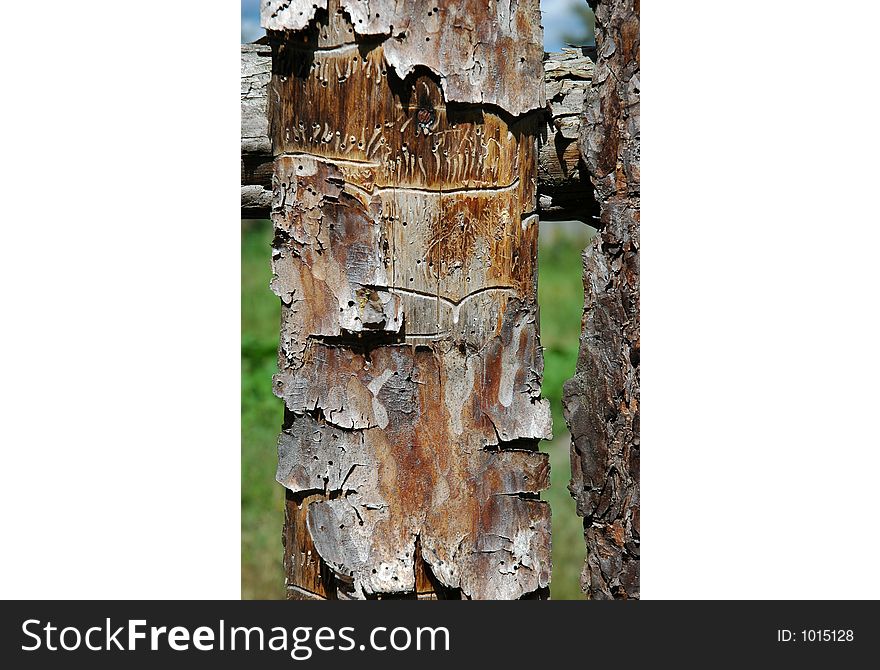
left=242, top=42, right=595, bottom=221
left=267, top=0, right=552, bottom=600
left=563, top=0, right=640, bottom=600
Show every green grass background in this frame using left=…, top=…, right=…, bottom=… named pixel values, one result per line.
left=242, top=219, right=591, bottom=599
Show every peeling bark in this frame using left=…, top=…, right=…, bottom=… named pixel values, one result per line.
left=562, top=0, right=640, bottom=599
left=265, top=0, right=552, bottom=600
left=262, top=0, right=544, bottom=116
left=241, top=42, right=595, bottom=221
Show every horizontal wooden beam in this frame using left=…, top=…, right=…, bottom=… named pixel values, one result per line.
left=241, top=42, right=273, bottom=219
left=241, top=42, right=595, bottom=221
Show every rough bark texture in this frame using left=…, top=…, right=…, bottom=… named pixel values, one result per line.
left=265, top=0, right=552, bottom=600
left=562, top=0, right=640, bottom=599
left=242, top=42, right=595, bottom=221
left=242, top=41, right=274, bottom=218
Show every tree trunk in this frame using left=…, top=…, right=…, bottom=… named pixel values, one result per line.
left=562, top=0, right=640, bottom=599
left=264, top=0, right=552, bottom=600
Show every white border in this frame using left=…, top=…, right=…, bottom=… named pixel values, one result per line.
left=0, top=1, right=241, bottom=598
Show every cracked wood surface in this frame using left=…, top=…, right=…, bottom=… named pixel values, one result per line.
left=242, top=42, right=594, bottom=220
left=266, top=0, right=552, bottom=600
left=563, top=0, right=640, bottom=599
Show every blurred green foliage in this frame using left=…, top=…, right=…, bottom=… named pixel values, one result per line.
left=241, top=221, right=284, bottom=600
left=561, top=2, right=597, bottom=46
left=537, top=222, right=592, bottom=600
left=241, top=219, right=591, bottom=599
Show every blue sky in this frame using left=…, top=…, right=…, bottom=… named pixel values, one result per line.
left=241, top=0, right=592, bottom=51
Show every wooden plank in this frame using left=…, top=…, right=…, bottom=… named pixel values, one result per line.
left=563, top=0, right=640, bottom=600
left=241, top=41, right=273, bottom=218
left=268, top=0, right=552, bottom=600
left=242, top=41, right=595, bottom=221
left=540, top=48, right=599, bottom=221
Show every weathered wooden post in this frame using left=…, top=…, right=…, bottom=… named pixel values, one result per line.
left=263, top=0, right=553, bottom=599
left=563, top=0, right=640, bottom=599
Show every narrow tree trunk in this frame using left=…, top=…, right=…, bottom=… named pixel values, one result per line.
left=563, top=0, right=640, bottom=599
left=264, top=0, right=552, bottom=600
